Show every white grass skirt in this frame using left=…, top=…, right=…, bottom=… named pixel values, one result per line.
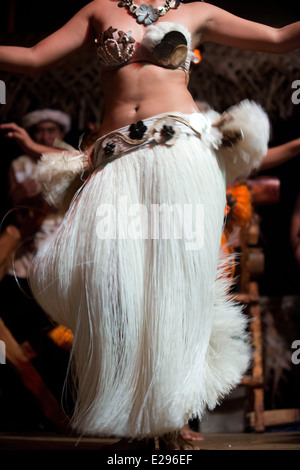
left=30, top=103, right=269, bottom=438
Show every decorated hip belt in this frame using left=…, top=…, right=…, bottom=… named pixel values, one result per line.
left=90, top=111, right=244, bottom=171
left=91, top=112, right=219, bottom=170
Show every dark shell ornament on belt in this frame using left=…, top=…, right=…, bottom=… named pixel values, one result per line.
left=129, top=121, right=148, bottom=139
left=161, top=125, right=175, bottom=139
left=103, top=142, right=116, bottom=155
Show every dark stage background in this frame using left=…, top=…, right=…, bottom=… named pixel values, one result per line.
left=0, top=1, right=298, bottom=32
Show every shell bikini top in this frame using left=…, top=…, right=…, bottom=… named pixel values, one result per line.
left=96, top=22, right=197, bottom=73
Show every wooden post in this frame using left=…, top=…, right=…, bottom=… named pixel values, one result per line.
left=0, top=318, right=70, bottom=433
left=239, top=214, right=265, bottom=431
left=247, top=176, right=280, bottom=206
left=0, top=225, right=21, bottom=281
left=248, top=281, right=265, bottom=432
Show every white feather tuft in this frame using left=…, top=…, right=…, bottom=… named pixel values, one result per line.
left=216, top=100, right=270, bottom=185
left=35, top=150, right=90, bottom=210
left=142, top=22, right=192, bottom=50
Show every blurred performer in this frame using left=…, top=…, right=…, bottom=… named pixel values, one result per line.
left=1, top=108, right=72, bottom=277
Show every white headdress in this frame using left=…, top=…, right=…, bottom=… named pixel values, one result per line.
left=22, top=108, right=71, bottom=133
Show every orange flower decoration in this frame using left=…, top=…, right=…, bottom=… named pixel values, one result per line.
left=193, top=49, right=202, bottom=64
left=225, top=182, right=252, bottom=228
left=48, top=325, right=74, bottom=350
left=220, top=232, right=236, bottom=282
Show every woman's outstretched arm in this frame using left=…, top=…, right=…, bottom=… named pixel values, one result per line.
left=257, top=138, right=300, bottom=171
left=197, top=3, right=300, bottom=53
left=0, top=2, right=95, bottom=74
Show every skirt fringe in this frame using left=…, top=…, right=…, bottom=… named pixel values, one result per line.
left=29, top=103, right=268, bottom=438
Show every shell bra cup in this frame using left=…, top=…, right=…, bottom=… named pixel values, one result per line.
left=96, top=22, right=197, bottom=72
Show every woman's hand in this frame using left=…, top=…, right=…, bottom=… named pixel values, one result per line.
left=0, top=121, right=68, bottom=158
left=0, top=122, right=37, bottom=155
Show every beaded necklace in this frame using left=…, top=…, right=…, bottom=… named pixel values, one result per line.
left=118, top=0, right=180, bottom=26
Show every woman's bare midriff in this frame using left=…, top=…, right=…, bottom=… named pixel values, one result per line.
left=99, top=62, right=199, bottom=136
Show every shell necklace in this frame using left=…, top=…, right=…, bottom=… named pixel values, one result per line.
left=118, top=0, right=180, bottom=26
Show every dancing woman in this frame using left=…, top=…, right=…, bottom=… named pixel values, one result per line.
left=1, top=0, right=299, bottom=449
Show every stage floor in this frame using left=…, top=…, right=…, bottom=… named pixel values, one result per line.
left=0, top=431, right=300, bottom=451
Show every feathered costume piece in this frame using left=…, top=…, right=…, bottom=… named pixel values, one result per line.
left=30, top=100, right=269, bottom=438
left=35, top=150, right=89, bottom=211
